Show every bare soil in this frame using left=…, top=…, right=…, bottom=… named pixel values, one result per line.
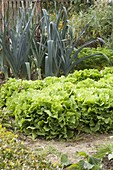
left=23, top=133, right=113, bottom=166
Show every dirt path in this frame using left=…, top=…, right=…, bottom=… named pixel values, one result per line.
left=23, top=133, right=113, bottom=164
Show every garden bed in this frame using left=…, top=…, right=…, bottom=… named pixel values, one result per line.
left=1, top=68, right=113, bottom=169
left=1, top=126, right=113, bottom=169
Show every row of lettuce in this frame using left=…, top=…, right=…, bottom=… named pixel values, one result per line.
left=1, top=67, right=113, bottom=139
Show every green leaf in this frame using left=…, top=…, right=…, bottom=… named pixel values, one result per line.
left=27, top=126, right=36, bottom=130
left=76, top=151, right=88, bottom=158
left=83, top=161, right=94, bottom=169
left=93, top=145, right=113, bottom=159
left=61, top=154, right=70, bottom=167
left=25, top=62, right=31, bottom=80
left=0, top=2, right=37, bottom=79
left=89, top=156, right=101, bottom=165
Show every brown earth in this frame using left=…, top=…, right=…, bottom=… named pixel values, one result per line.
left=22, top=133, right=113, bottom=169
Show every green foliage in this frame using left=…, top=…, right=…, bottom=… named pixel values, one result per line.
left=67, top=144, right=113, bottom=170
left=33, top=6, right=110, bottom=77
left=77, top=47, right=113, bottom=70
left=0, top=2, right=36, bottom=79
left=0, top=3, right=112, bottom=79
left=0, top=78, right=46, bottom=108
left=0, top=125, right=56, bottom=169
left=0, top=108, right=15, bottom=130
left=67, top=154, right=102, bottom=170
left=93, top=144, right=113, bottom=160
left=1, top=67, right=113, bottom=139
left=42, top=0, right=94, bottom=13
left=70, top=3, right=113, bottom=47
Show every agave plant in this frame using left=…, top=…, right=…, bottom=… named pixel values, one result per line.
left=32, top=5, right=111, bottom=78
left=0, top=1, right=37, bottom=79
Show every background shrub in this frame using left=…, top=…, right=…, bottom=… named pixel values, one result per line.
left=69, top=3, right=113, bottom=47
left=77, top=47, right=113, bottom=70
